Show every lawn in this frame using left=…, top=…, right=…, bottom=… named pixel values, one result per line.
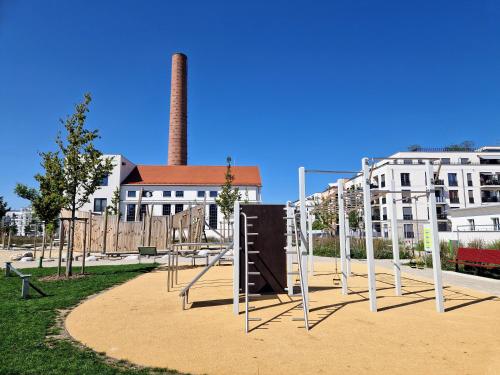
left=0, top=263, right=182, bottom=375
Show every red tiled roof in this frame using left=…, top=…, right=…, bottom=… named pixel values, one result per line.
left=122, top=165, right=262, bottom=187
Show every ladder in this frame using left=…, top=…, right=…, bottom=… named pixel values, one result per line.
left=242, top=212, right=262, bottom=333
left=284, top=211, right=310, bottom=330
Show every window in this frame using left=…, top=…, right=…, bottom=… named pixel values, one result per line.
left=127, top=190, right=136, bottom=198
left=441, top=158, right=450, bottom=165
left=142, top=190, right=153, bottom=198
left=468, top=190, right=474, bottom=204
left=449, top=190, right=459, bottom=204
left=382, top=207, right=387, bottom=220
left=197, top=191, right=205, bottom=198
left=400, top=173, right=411, bottom=187
left=99, top=174, right=109, bottom=186
left=163, top=191, right=171, bottom=197
left=401, top=190, right=411, bottom=204
left=468, top=219, right=475, bottom=231
left=403, top=224, right=414, bottom=238
left=492, top=218, right=500, bottom=231
left=93, top=198, right=107, bottom=213
left=381, top=197, right=386, bottom=204
left=209, top=191, right=218, bottom=198
left=438, top=222, right=449, bottom=232
left=383, top=224, right=388, bottom=238
left=380, top=174, right=385, bottom=188
left=402, top=207, right=413, bottom=220
left=162, top=204, right=171, bottom=216
left=175, top=191, right=184, bottom=198
left=467, top=173, right=473, bottom=187
left=139, top=204, right=147, bottom=220
left=460, top=158, right=469, bottom=165
left=175, top=204, right=183, bottom=213
left=448, top=173, right=458, bottom=187
left=126, top=204, right=136, bottom=221
left=209, top=204, right=218, bottom=229
left=403, top=159, right=412, bottom=165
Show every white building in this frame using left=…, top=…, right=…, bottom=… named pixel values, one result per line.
left=81, top=155, right=262, bottom=231
left=342, top=146, right=500, bottom=240
left=4, top=207, right=33, bottom=236
left=444, top=204, right=500, bottom=244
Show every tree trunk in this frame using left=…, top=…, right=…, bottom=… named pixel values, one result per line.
left=66, top=205, right=77, bottom=277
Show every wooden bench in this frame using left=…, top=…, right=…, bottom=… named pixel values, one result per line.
left=448, top=247, right=500, bottom=273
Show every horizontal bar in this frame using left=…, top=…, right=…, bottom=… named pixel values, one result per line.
left=305, top=169, right=360, bottom=174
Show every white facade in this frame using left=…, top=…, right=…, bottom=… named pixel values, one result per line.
left=82, top=155, right=262, bottom=231
left=442, top=205, right=500, bottom=244
left=342, top=146, right=500, bottom=241
left=4, top=207, right=33, bottom=236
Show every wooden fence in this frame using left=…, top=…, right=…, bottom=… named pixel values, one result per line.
left=60, top=205, right=205, bottom=254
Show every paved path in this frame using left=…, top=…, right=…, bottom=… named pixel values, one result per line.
left=314, top=256, right=500, bottom=296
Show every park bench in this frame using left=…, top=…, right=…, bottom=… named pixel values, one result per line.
left=448, top=247, right=500, bottom=273
left=138, top=246, right=162, bottom=263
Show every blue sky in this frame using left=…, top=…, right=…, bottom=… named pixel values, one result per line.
left=1, top=0, right=499, bottom=209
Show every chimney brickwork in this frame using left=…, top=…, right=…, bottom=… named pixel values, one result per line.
left=168, top=53, right=188, bottom=165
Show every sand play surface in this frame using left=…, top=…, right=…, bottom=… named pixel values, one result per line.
left=66, top=262, right=500, bottom=375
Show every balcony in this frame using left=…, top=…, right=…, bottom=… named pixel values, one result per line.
left=435, top=196, right=446, bottom=203
left=372, top=215, right=381, bottom=221
left=434, top=179, right=445, bottom=186
left=403, top=214, right=413, bottom=220
left=480, top=178, right=500, bottom=186
left=450, top=198, right=460, bottom=204
left=436, top=213, right=447, bottom=220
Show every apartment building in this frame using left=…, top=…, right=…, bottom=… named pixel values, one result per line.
left=343, top=146, right=500, bottom=240
left=4, top=207, right=34, bottom=236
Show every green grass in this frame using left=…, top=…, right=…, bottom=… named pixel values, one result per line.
left=0, top=263, right=183, bottom=375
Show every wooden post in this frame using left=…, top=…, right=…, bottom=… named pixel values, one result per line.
left=135, top=188, right=143, bottom=222
left=7, top=229, right=11, bottom=250
left=57, top=220, right=64, bottom=277
left=88, top=211, right=93, bottom=255
left=21, top=276, right=30, bottom=299
left=102, top=210, right=108, bottom=254
left=33, top=224, right=38, bottom=259
left=65, top=221, right=72, bottom=277
left=41, top=222, right=47, bottom=262
left=81, top=218, right=88, bottom=275
left=114, top=214, right=120, bottom=252
left=148, top=205, right=154, bottom=246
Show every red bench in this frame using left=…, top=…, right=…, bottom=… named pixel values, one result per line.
left=449, top=247, right=500, bottom=273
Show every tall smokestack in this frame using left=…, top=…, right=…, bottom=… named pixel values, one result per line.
left=168, top=52, right=188, bottom=165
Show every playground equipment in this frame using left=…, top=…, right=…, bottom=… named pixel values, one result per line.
left=173, top=156, right=448, bottom=334
left=4, top=262, right=47, bottom=299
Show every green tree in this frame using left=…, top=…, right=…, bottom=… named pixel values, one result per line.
left=407, top=144, right=422, bottom=152
left=444, top=140, right=475, bottom=151
left=57, top=93, right=113, bottom=276
left=215, top=156, right=241, bottom=221
left=106, top=187, right=120, bottom=216
left=311, top=192, right=338, bottom=235
left=348, top=210, right=361, bottom=233
left=0, top=196, right=10, bottom=220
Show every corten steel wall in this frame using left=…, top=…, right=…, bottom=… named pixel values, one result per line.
left=239, top=205, right=287, bottom=294
left=167, top=53, right=188, bottom=165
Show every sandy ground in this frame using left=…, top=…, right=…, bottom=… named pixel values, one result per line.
left=65, top=261, right=500, bottom=375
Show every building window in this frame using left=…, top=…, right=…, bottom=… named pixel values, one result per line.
left=140, top=204, right=148, bottom=220
left=400, top=173, right=411, bottom=187
left=438, top=222, right=449, bottom=232
left=403, top=224, right=414, bottom=238
left=126, top=204, right=136, bottom=221
left=492, top=218, right=500, bottom=231
left=401, top=190, right=411, bottom=204
left=441, top=158, right=450, bottom=165
left=93, top=198, right=107, bottom=213
left=467, top=173, right=473, bottom=187
left=403, top=159, right=412, bottom=165
left=127, top=190, right=136, bottom=198
left=380, top=174, right=385, bottom=188
left=209, top=204, right=218, bottom=229
left=197, top=191, right=205, bottom=198
left=449, top=190, right=459, bottom=204
left=163, top=191, right=171, bottom=197
left=142, top=190, right=153, bottom=198
left=175, top=204, right=183, bottom=213
left=175, top=191, right=184, bottom=198
left=381, top=197, right=386, bottom=204
left=162, top=204, right=171, bottom=216
left=468, top=190, right=474, bottom=204
left=448, top=173, right=458, bottom=187
left=402, top=207, right=413, bottom=220
left=468, top=219, right=475, bottom=231
left=460, top=158, right=469, bottom=165
left=209, top=191, right=218, bottom=198
left=99, top=174, right=109, bottom=186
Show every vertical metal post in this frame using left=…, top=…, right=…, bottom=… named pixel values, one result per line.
left=232, top=200, right=240, bottom=315
left=307, top=210, right=314, bottom=273
left=338, top=179, right=348, bottom=295
left=285, top=202, right=294, bottom=296
left=362, top=157, right=377, bottom=312
left=298, top=167, right=309, bottom=306
left=21, top=276, right=30, bottom=299
left=389, top=178, right=402, bottom=296
left=425, top=161, right=445, bottom=313
left=345, top=233, right=351, bottom=276
left=242, top=212, right=249, bottom=333
left=5, top=262, right=11, bottom=277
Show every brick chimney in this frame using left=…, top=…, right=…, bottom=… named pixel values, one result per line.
left=168, top=52, right=188, bottom=165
